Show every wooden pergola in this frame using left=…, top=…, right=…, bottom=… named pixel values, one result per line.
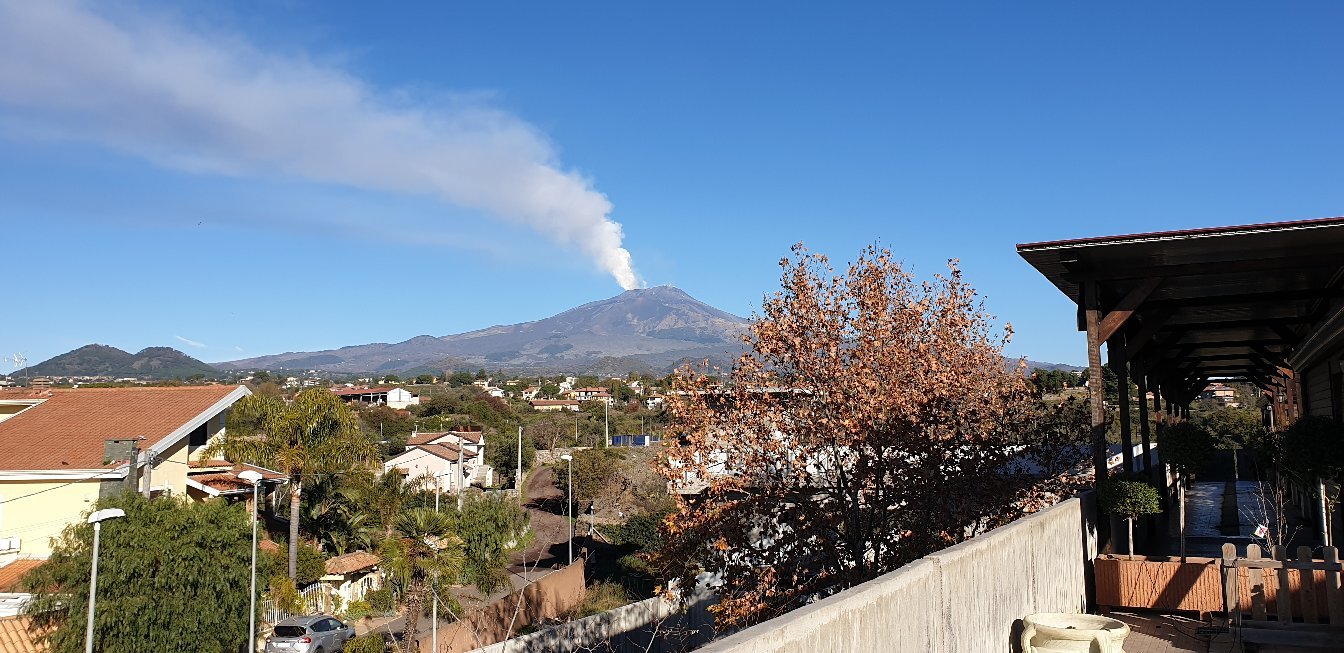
left=1018, top=216, right=1344, bottom=489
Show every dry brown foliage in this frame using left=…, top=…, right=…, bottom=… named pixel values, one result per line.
left=656, top=244, right=1085, bottom=628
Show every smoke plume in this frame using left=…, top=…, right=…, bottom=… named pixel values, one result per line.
left=0, top=1, right=642, bottom=289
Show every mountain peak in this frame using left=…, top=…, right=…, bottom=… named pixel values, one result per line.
left=222, top=284, right=747, bottom=374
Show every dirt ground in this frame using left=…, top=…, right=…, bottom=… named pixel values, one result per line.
left=508, top=465, right=573, bottom=572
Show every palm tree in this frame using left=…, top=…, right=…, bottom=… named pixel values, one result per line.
left=204, top=389, right=377, bottom=579
left=380, top=508, right=464, bottom=649
left=342, top=469, right=430, bottom=540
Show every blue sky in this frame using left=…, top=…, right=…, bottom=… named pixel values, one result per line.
left=3, top=1, right=1343, bottom=369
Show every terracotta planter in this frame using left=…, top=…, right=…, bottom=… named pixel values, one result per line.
left=1094, top=554, right=1223, bottom=615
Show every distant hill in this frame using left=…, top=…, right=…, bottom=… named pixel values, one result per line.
left=217, top=285, right=1082, bottom=377
left=22, top=344, right=219, bottom=379
left=1020, top=359, right=1084, bottom=373
left=221, top=285, right=748, bottom=375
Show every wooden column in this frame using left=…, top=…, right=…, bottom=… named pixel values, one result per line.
left=1136, top=372, right=1151, bottom=473
left=1084, top=281, right=1112, bottom=552
left=1109, top=336, right=1134, bottom=474
left=1084, top=282, right=1109, bottom=488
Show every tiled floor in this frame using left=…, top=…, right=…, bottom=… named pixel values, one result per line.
left=1108, top=611, right=1242, bottom=653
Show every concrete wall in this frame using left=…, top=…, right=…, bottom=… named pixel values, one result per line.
left=436, top=560, right=587, bottom=653
left=467, top=577, right=716, bottom=653
left=695, top=495, right=1098, bottom=653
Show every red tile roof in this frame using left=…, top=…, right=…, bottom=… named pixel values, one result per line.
left=0, top=560, right=42, bottom=593
left=0, top=386, right=247, bottom=471
left=408, top=431, right=482, bottom=446
left=189, top=463, right=287, bottom=494
left=416, top=443, right=477, bottom=462
left=325, top=551, right=380, bottom=575
left=330, top=387, right=398, bottom=396
left=0, top=616, right=48, bottom=653
left=408, top=432, right=448, bottom=446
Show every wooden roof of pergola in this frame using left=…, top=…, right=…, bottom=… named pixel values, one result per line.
left=1018, top=216, right=1344, bottom=404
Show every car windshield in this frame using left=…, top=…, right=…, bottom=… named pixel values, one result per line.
left=273, top=626, right=307, bottom=638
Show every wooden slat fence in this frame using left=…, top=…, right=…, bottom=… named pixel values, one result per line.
left=1221, top=543, right=1344, bottom=626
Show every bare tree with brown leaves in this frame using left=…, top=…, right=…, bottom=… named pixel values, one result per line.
left=657, top=244, right=1079, bottom=629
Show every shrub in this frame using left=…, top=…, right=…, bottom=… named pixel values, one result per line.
left=601, top=509, right=670, bottom=553
left=1099, top=478, right=1162, bottom=519
left=616, top=553, right=650, bottom=575
left=1160, top=421, right=1216, bottom=475
left=574, top=581, right=630, bottom=618
left=1281, top=415, right=1344, bottom=483
left=365, top=587, right=395, bottom=614
left=343, top=633, right=387, bottom=653
left=1099, top=477, right=1161, bottom=556
left=345, top=600, right=372, bottom=621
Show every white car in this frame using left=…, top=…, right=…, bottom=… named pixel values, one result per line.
left=265, top=615, right=355, bottom=653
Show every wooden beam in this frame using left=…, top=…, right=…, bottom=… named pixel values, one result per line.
left=1141, top=288, right=1341, bottom=310
left=1124, top=308, right=1177, bottom=361
left=1098, top=277, right=1164, bottom=342
left=1064, top=251, right=1344, bottom=282
left=1161, top=317, right=1312, bottom=332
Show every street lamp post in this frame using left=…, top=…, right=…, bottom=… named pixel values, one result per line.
left=238, top=470, right=265, bottom=653
left=560, top=454, right=573, bottom=564
left=432, top=470, right=451, bottom=653
left=84, top=508, right=126, bottom=653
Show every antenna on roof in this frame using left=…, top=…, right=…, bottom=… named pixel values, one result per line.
left=5, top=352, right=26, bottom=381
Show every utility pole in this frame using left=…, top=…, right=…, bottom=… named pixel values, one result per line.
left=516, top=425, right=523, bottom=495
left=603, top=400, right=609, bottom=448
left=141, top=448, right=152, bottom=498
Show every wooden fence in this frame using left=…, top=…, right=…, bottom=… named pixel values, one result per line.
left=1220, top=543, right=1344, bottom=648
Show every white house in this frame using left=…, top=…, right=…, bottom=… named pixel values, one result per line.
left=330, top=386, right=420, bottom=410
left=317, top=551, right=382, bottom=612
left=530, top=399, right=580, bottom=412
left=384, top=429, right=489, bottom=491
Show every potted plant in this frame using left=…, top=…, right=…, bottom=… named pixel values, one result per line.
left=1100, top=477, right=1162, bottom=557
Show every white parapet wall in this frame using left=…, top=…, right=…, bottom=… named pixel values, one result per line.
left=467, top=578, right=716, bottom=653
left=696, top=494, right=1098, bottom=653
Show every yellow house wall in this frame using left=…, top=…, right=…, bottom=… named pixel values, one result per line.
left=0, top=477, right=108, bottom=558
left=151, top=437, right=190, bottom=495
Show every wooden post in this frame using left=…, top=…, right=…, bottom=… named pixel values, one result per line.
left=1136, top=373, right=1151, bottom=473
left=1085, top=282, right=1109, bottom=487
left=1110, top=336, right=1134, bottom=474
left=1299, top=546, right=1319, bottom=624
left=1179, top=475, right=1187, bottom=561
left=1325, top=546, right=1343, bottom=625
left=1084, top=282, right=1112, bottom=551
left=1274, top=545, right=1292, bottom=623
left=1248, top=543, right=1267, bottom=621
left=1223, top=543, right=1240, bottom=618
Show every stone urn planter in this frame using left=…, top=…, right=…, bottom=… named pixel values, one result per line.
left=1021, top=613, right=1130, bottom=653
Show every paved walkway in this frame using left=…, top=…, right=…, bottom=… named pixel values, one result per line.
left=1109, top=612, right=1241, bottom=653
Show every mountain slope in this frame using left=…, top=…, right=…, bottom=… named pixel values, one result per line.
left=23, top=345, right=219, bottom=379
left=220, top=285, right=748, bottom=374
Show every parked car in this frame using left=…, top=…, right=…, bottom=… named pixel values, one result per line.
left=265, top=615, right=355, bottom=653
